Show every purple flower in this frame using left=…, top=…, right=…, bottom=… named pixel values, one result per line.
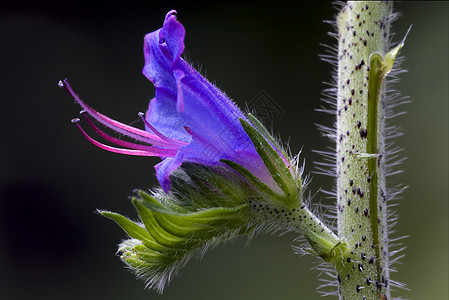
left=63, top=10, right=278, bottom=193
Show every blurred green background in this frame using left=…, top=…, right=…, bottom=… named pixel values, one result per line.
left=1, top=1, right=447, bottom=299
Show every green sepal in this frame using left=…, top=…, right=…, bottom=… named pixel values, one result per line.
left=166, top=163, right=248, bottom=210
left=100, top=211, right=167, bottom=252
left=220, top=159, right=277, bottom=196
left=102, top=189, right=252, bottom=293
left=131, top=244, right=167, bottom=261
left=181, top=163, right=247, bottom=207
left=246, top=114, right=291, bottom=160
left=132, top=199, right=194, bottom=249
left=138, top=201, right=211, bottom=238
left=239, top=117, right=298, bottom=198
left=246, top=114, right=278, bottom=148
left=221, top=159, right=291, bottom=208
left=134, top=195, right=250, bottom=239
left=137, top=190, right=165, bottom=208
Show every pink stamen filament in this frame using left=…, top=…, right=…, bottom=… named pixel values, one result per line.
left=61, top=79, right=185, bottom=149
left=82, top=113, right=176, bottom=155
left=71, top=118, right=177, bottom=157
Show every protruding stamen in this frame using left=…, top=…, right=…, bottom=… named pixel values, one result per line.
left=82, top=114, right=176, bottom=156
left=62, top=79, right=182, bottom=148
left=138, top=112, right=186, bottom=146
left=72, top=120, right=176, bottom=157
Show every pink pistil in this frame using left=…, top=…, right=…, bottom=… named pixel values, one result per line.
left=61, top=78, right=189, bottom=157
left=82, top=113, right=177, bottom=155
left=72, top=118, right=177, bottom=157
left=61, top=79, right=187, bottom=149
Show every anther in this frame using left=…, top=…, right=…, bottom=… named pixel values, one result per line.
left=71, top=118, right=80, bottom=123
left=184, top=126, right=192, bottom=135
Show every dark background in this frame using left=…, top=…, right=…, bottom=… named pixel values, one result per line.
left=1, top=1, right=447, bottom=299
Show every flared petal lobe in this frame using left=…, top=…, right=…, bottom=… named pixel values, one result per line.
left=142, top=11, right=271, bottom=192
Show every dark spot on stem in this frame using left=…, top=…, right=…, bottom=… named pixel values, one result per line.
left=358, top=263, right=363, bottom=271
left=377, top=154, right=383, bottom=166
left=360, top=129, right=368, bottom=139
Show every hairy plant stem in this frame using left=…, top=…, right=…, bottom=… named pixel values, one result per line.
left=335, top=2, right=393, bottom=299
left=291, top=205, right=347, bottom=264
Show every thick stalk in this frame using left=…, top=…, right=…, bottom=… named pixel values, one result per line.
left=335, top=2, right=392, bottom=299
